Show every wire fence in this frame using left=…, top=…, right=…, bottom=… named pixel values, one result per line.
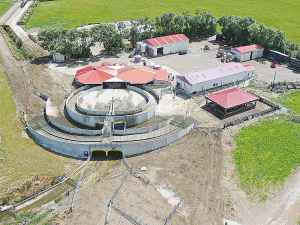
left=223, top=94, right=281, bottom=128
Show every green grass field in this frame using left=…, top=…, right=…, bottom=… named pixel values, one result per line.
left=0, top=58, right=71, bottom=198
left=0, top=2, right=13, bottom=17
left=27, top=0, right=300, bottom=43
left=233, top=119, right=300, bottom=199
left=277, top=91, right=300, bottom=114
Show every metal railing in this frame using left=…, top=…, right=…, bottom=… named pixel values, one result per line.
left=70, top=155, right=91, bottom=212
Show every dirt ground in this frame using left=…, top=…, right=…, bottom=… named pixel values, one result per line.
left=68, top=129, right=223, bottom=225
left=2, top=8, right=300, bottom=222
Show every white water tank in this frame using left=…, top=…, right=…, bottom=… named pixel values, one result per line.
left=153, top=65, right=161, bottom=70
left=141, top=44, right=147, bottom=53
left=147, top=62, right=155, bottom=69
left=134, top=55, right=142, bottom=63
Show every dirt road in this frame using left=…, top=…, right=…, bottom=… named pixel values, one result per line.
left=5, top=0, right=49, bottom=57
left=0, top=32, right=44, bottom=114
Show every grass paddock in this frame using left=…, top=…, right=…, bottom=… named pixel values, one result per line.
left=0, top=59, right=71, bottom=198
left=27, top=0, right=300, bottom=43
left=0, top=2, right=13, bottom=17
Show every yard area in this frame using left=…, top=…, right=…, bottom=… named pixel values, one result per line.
left=27, top=0, right=300, bottom=43
left=0, top=2, right=13, bottom=17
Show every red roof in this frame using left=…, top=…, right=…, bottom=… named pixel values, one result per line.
left=232, top=44, right=264, bottom=53
left=76, top=66, right=114, bottom=76
left=244, top=65, right=256, bottom=71
left=155, top=70, right=169, bottom=81
left=117, top=66, right=155, bottom=84
left=143, top=34, right=189, bottom=47
left=75, top=69, right=115, bottom=84
left=205, top=88, right=259, bottom=109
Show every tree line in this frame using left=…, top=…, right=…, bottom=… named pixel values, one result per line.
left=38, top=10, right=299, bottom=59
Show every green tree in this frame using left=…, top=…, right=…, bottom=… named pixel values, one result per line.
left=91, top=24, right=125, bottom=52
left=38, top=27, right=94, bottom=58
left=218, top=15, right=255, bottom=45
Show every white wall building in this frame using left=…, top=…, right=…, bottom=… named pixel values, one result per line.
left=176, top=63, right=255, bottom=95
left=142, top=34, right=189, bottom=57
left=53, top=53, right=68, bottom=63
left=231, top=44, right=264, bottom=62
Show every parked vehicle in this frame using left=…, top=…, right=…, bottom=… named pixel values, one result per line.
left=271, top=62, right=276, bottom=68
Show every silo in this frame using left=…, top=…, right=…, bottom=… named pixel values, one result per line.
left=141, top=44, right=147, bottom=53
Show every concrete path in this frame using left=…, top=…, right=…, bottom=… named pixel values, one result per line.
left=5, top=0, right=49, bottom=57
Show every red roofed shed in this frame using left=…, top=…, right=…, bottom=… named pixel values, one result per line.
left=205, top=87, right=259, bottom=117
left=142, top=34, right=189, bottom=57
left=231, top=44, right=264, bottom=62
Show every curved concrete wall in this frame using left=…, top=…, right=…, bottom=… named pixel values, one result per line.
left=26, top=114, right=194, bottom=158
left=141, top=85, right=159, bottom=103
left=113, top=117, right=173, bottom=135
left=66, top=88, right=158, bottom=128
left=45, top=99, right=103, bottom=136
left=76, top=85, right=150, bottom=116
left=112, top=125, right=178, bottom=142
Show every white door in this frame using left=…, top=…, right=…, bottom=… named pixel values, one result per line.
left=163, top=46, right=170, bottom=55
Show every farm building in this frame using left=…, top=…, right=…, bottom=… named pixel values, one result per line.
left=75, top=65, right=169, bottom=86
left=205, top=87, right=259, bottom=117
left=142, top=34, right=189, bottom=57
left=231, top=44, right=264, bottom=62
left=176, top=63, right=255, bottom=95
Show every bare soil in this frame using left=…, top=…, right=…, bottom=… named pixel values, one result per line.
left=2, top=8, right=300, bottom=222
left=68, top=129, right=224, bottom=225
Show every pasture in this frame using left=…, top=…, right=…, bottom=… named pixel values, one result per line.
left=27, top=0, right=300, bottom=43
left=0, top=59, right=71, bottom=198
left=0, top=2, right=13, bottom=17
left=277, top=91, right=300, bottom=114
left=233, top=118, right=300, bottom=200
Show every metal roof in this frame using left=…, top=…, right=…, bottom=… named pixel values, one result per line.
left=205, top=87, right=259, bottom=109
left=143, top=34, right=189, bottom=47
left=75, top=66, right=115, bottom=76
left=244, top=65, right=256, bottom=71
left=75, top=69, right=115, bottom=84
left=232, top=44, right=264, bottom=53
left=179, top=63, right=247, bottom=86
left=117, top=66, right=155, bottom=84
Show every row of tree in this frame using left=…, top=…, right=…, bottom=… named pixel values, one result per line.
left=218, top=15, right=299, bottom=58
left=38, top=10, right=299, bottom=59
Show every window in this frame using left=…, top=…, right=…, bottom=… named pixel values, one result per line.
left=220, top=69, right=224, bottom=73
left=201, top=74, right=206, bottom=78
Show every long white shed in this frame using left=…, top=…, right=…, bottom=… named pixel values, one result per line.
left=142, top=34, right=189, bottom=57
left=231, top=44, right=264, bottom=62
left=176, top=63, right=255, bottom=95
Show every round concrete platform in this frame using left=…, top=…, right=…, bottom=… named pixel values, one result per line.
left=78, top=89, right=147, bottom=112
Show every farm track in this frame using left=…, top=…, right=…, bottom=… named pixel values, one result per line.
left=0, top=32, right=44, bottom=114
left=4, top=0, right=49, bottom=58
